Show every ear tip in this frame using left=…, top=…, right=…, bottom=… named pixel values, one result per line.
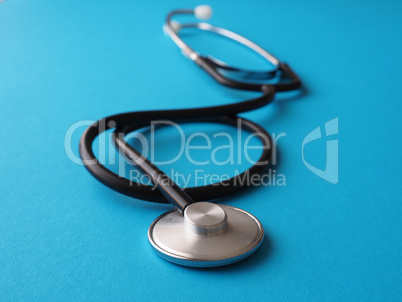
left=170, top=20, right=181, bottom=32
left=194, top=5, right=213, bottom=20
left=164, top=21, right=181, bottom=35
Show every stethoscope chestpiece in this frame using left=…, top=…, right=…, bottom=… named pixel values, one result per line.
left=148, top=202, right=264, bottom=267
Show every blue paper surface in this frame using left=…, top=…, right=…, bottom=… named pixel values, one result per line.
left=0, top=0, right=401, bottom=301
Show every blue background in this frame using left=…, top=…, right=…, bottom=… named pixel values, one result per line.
left=1, top=0, right=401, bottom=301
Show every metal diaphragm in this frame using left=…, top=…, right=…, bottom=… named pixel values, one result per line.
left=148, top=202, right=264, bottom=267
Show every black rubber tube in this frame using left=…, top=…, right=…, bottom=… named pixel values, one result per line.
left=79, top=62, right=301, bottom=204
left=79, top=85, right=277, bottom=202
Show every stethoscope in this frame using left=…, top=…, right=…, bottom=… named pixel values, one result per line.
left=79, top=5, right=301, bottom=267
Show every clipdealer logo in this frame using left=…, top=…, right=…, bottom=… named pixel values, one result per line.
left=65, top=118, right=339, bottom=186
left=302, top=118, right=339, bottom=184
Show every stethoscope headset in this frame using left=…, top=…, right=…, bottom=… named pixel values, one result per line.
left=79, top=5, right=302, bottom=267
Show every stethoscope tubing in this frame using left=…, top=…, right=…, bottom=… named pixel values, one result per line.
left=79, top=7, right=302, bottom=210
left=79, top=85, right=276, bottom=206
